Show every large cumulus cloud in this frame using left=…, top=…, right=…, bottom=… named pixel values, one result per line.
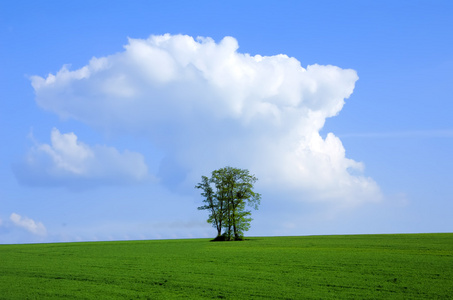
left=30, top=34, right=380, bottom=204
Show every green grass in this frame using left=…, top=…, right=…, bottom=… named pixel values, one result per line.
left=1, top=233, right=452, bottom=299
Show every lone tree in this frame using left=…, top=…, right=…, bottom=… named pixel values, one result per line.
left=196, top=166, right=261, bottom=241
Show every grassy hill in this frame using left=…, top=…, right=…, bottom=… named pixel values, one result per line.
left=1, top=233, right=452, bottom=299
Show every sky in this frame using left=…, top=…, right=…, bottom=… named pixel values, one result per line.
left=1, top=1, right=452, bottom=244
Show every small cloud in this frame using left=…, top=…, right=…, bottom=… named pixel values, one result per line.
left=10, top=213, right=47, bottom=236
left=13, top=128, right=148, bottom=189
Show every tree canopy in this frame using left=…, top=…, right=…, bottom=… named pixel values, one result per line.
left=196, top=166, right=261, bottom=241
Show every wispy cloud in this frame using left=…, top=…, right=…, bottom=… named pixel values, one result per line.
left=339, top=130, right=453, bottom=139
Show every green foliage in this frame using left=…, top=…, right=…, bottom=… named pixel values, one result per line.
left=0, top=234, right=452, bottom=299
left=196, top=166, right=261, bottom=240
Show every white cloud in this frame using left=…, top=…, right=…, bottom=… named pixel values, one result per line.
left=10, top=213, right=47, bottom=236
left=30, top=34, right=381, bottom=205
left=14, top=128, right=148, bottom=188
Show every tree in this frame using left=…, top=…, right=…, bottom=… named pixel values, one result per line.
left=196, top=166, right=261, bottom=241
left=195, top=175, right=224, bottom=237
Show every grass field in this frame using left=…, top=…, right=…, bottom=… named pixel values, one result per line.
left=1, top=233, right=452, bottom=299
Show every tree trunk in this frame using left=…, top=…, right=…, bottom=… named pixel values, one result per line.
left=232, top=208, right=237, bottom=240
left=217, top=215, right=222, bottom=237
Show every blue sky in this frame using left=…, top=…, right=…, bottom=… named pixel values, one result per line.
left=1, top=1, right=452, bottom=244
